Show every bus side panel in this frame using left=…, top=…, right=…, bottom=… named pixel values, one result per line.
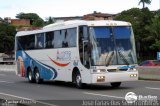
left=16, top=50, right=57, bottom=80
left=16, top=51, right=26, bottom=77
left=26, top=48, right=78, bottom=82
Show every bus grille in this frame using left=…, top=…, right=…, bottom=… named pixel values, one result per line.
left=107, top=69, right=128, bottom=72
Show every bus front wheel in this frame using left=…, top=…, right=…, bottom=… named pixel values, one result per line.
left=75, top=72, right=85, bottom=89
left=110, top=82, right=121, bottom=88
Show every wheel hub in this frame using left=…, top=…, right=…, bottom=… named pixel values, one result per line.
left=76, top=75, right=81, bottom=86
left=35, top=72, right=39, bottom=81
left=29, top=72, right=32, bottom=81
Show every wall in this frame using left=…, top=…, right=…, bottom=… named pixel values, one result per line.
left=11, top=19, right=30, bottom=26
left=137, top=66, right=160, bottom=80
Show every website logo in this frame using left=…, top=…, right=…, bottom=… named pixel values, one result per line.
left=125, top=92, right=138, bottom=103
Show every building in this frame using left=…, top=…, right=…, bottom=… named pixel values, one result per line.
left=53, top=11, right=116, bottom=22
left=4, top=17, right=42, bottom=31
left=10, top=19, right=30, bottom=26
left=4, top=17, right=31, bottom=26
left=3, top=11, right=116, bottom=31
left=53, top=16, right=82, bottom=23
left=82, top=11, right=116, bottom=20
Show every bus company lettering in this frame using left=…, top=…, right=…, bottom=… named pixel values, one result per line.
left=57, top=51, right=71, bottom=61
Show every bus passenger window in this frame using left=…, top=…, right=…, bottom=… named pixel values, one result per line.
left=54, top=30, right=62, bottom=48
left=62, top=30, right=68, bottom=47
left=29, top=42, right=35, bottom=49
left=45, top=31, right=54, bottom=48
left=67, top=28, right=77, bottom=47
left=36, top=33, right=44, bottom=49
left=18, top=34, right=35, bottom=50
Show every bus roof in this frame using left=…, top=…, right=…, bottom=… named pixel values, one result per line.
left=16, top=20, right=131, bottom=37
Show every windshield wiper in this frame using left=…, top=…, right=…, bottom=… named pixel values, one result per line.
left=118, top=51, right=129, bottom=65
left=105, top=51, right=114, bottom=66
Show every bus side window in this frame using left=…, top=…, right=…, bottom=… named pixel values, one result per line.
left=68, top=28, right=77, bottom=47
left=45, top=31, right=54, bottom=48
left=54, top=30, right=62, bottom=48
left=36, top=33, right=44, bottom=49
left=29, top=42, right=35, bottom=49
left=17, top=37, right=23, bottom=50
left=18, top=34, right=35, bottom=50
left=62, top=28, right=77, bottom=48
left=62, top=30, right=68, bottom=47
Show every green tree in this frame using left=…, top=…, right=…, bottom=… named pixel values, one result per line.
left=138, top=0, right=152, bottom=8
left=0, top=22, right=16, bottom=53
left=16, top=12, right=40, bottom=20
left=115, top=8, right=154, bottom=60
left=32, top=18, right=44, bottom=27
left=146, top=12, right=160, bottom=51
left=16, top=12, right=44, bottom=27
left=0, top=17, right=4, bottom=22
left=45, top=17, right=55, bottom=25
left=114, top=8, right=143, bottom=41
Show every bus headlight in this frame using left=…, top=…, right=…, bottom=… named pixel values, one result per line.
left=93, top=69, right=106, bottom=73
left=97, top=76, right=105, bottom=82
left=130, top=74, right=138, bottom=77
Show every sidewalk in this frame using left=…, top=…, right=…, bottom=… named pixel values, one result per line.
left=0, top=65, right=16, bottom=72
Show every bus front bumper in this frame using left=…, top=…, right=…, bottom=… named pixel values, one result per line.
left=91, top=71, right=138, bottom=84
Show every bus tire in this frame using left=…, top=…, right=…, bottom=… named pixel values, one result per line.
left=28, top=69, right=35, bottom=83
left=110, top=82, right=121, bottom=88
left=75, top=72, right=85, bottom=89
left=34, top=68, right=43, bottom=84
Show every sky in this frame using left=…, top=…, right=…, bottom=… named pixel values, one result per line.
left=0, top=0, right=159, bottom=20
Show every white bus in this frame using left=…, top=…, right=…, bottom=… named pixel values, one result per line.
left=15, top=20, right=138, bottom=88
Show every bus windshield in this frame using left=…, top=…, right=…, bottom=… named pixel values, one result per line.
left=90, top=26, right=137, bottom=66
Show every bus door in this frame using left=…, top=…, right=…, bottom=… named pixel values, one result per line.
left=79, top=26, right=90, bottom=68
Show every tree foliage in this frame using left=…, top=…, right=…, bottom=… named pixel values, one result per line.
left=0, top=22, right=16, bottom=53
left=115, top=7, right=158, bottom=61
left=138, top=0, right=152, bottom=8
left=16, top=12, right=40, bottom=20
left=32, top=18, right=44, bottom=27
left=16, top=12, right=44, bottom=27
left=146, top=12, right=160, bottom=50
left=45, top=17, right=55, bottom=25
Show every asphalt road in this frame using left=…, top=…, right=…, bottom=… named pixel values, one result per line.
left=0, top=71, right=160, bottom=106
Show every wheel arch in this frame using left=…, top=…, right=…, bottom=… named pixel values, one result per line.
left=72, top=67, right=80, bottom=83
left=26, top=66, right=32, bottom=78
left=33, top=66, right=38, bottom=72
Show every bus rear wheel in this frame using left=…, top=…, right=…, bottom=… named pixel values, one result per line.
left=34, top=68, right=43, bottom=84
left=28, top=70, right=35, bottom=83
left=110, top=82, right=121, bottom=88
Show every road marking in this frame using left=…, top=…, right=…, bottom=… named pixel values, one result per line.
left=0, top=81, right=14, bottom=84
left=83, top=92, right=124, bottom=99
left=146, top=87, right=160, bottom=90
left=0, top=92, right=58, bottom=106
left=0, top=92, right=32, bottom=100
left=36, top=100, right=58, bottom=106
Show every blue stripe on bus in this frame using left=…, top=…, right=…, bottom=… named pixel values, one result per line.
left=118, top=65, right=135, bottom=69
left=16, top=50, right=57, bottom=80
